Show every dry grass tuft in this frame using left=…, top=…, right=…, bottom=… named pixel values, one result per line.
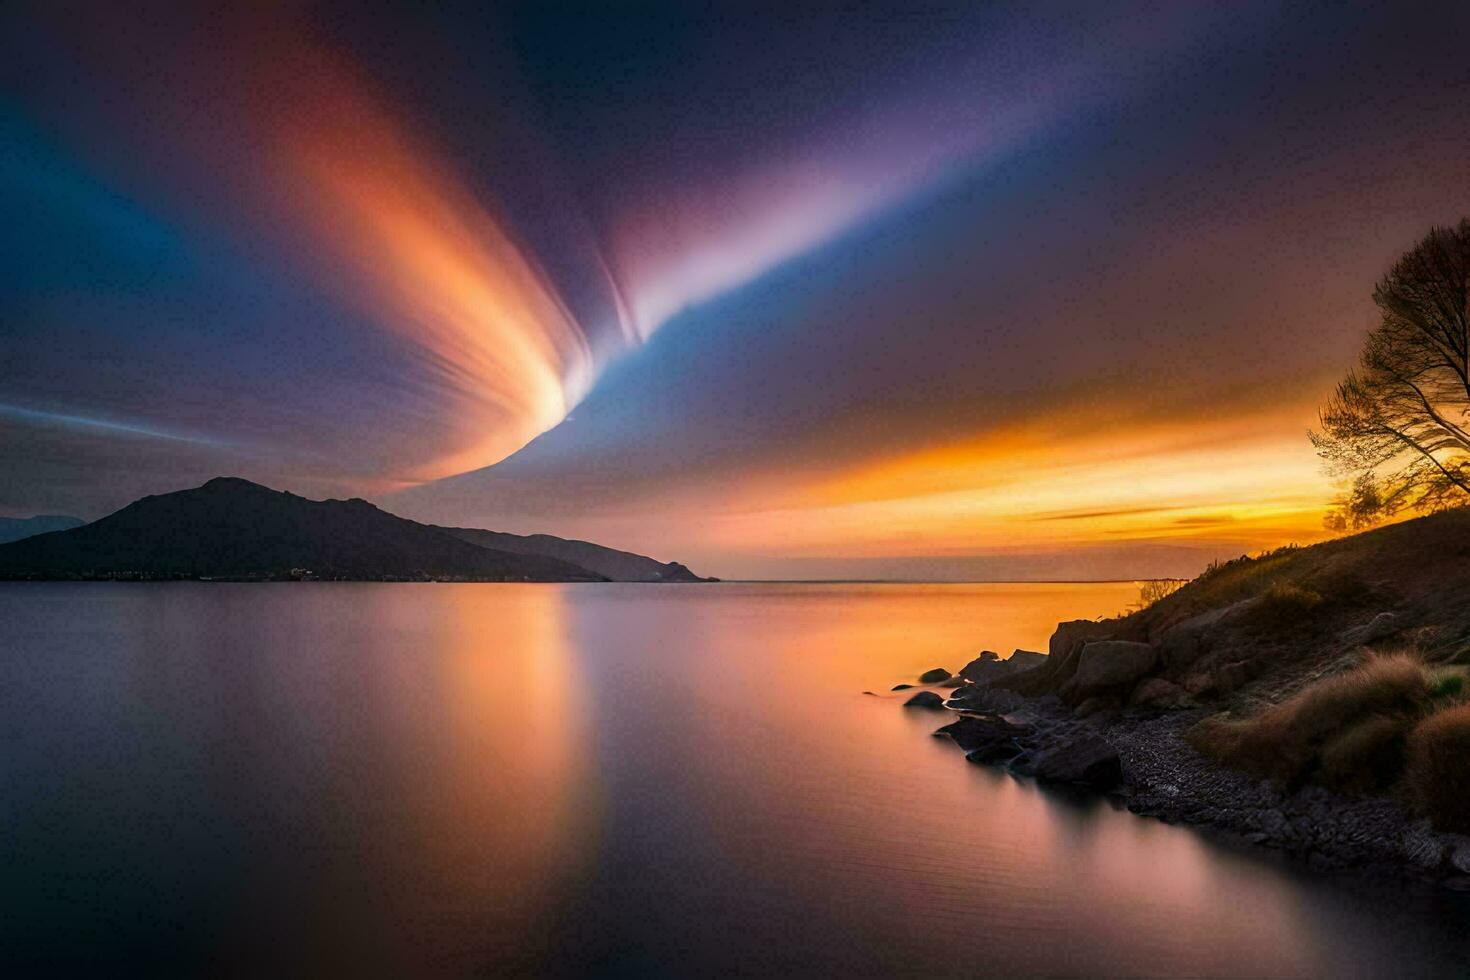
left=1407, top=704, right=1470, bottom=832
left=1187, top=653, right=1431, bottom=787
left=1319, top=715, right=1411, bottom=794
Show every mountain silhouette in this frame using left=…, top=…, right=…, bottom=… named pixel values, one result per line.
left=440, top=527, right=715, bottom=582
left=0, top=478, right=608, bottom=581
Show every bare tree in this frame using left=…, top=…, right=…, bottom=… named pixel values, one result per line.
left=1313, top=220, right=1470, bottom=530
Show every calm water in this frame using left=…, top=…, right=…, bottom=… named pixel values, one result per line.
left=3, top=582, right=1469, bottom=976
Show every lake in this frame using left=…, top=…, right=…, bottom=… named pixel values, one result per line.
left=3, top=582, right=1468, bottom=976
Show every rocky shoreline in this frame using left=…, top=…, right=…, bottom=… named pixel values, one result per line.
left=909, top=678, right=1470, bottom=886
left=888, top=512, right=1470, bottom=886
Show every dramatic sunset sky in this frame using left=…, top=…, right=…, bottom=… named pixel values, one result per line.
left=3, top=2, right=1468, bottom=579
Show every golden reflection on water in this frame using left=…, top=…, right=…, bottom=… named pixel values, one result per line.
left=358, top=585, right=599, bottom=972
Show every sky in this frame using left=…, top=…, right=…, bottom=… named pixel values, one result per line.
left=3, top=2, right=1469, bottom=580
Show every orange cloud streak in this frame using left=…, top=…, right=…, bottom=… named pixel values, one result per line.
left=269, top=56, right=592, bottom=483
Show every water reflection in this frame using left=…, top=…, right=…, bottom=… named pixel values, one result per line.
left=1, top=582, right=1467, bottom=975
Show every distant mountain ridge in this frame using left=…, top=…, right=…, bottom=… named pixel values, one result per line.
left=0, top=478, right=603, bottom=582
left=440, top=527, right=714, bottom=582
left=0, top=515, right=86, bottom=545
left=0, top=477, right=711, bottom=583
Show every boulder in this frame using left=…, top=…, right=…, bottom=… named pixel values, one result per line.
left=958, top=652, right=1001, bottom=681
left=960, top=649, right=1049, bottom=685
left=1074, top=696, right=1120, bottom=719
left=994, top=619, right=1115, bottom=697
left=1072, top=641, right=1158, bottom=692
left=940, top=676, right=966, bottom=688
left=919, top=667, right=953, bottom=684
left=945, top=684, right=1025, bottom=715
left=891, top=683, right=914, bottom=691
left=1155, top=603, right=1237, bottom=671
left=1182, top=671, right=1218, bottom=697
left=1032, top=733, right=1123, bottom=790
left=960, top=657, right=1010, bottom=684
left=903, top=690, right=946, bottom=709
left=1212, top=659, right=1258, bottom=694
left=1050, top=620, right=1116, bottom=660
left=1129, top=677, right=1189, bottom=710
left=934, top=714, right=1032, bottom=753
left=1006, top=649, right=1047, bottom=670
left=968, top=740, right=1026, bottom=765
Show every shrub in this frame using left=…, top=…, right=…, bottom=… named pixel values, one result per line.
left=1132, top=578, right=1187, bottom=611
left=1319, top=715, right=1410, bottom=793
left=1187, top=653, right=1431, bottom=786
left=1407, top=704, right=1470, bottom=832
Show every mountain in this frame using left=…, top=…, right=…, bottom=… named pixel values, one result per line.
left=0, top=515, right=86, bottom=545
left=440, top=527, right=715, bottom=582
left=0, top=478, right=606, bottom=582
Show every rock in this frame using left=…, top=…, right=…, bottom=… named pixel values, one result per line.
left=1072, top=641, right=1158, bottom=692
left=1129, top=677, right=1189, bottom=710
left=1050, top=620, right=1114, bottom=660
left=945, top=684, right=1025, bottom=714
left=903, top=691, right=946, bottom=709
left=919, top=667, right=953, bottom=683
left=959, top=658, right=1010, bottom=684
left=935, top=715, right=1032, bottom=753
left=1342, top=612, right=1400, bottom=647
left=940, top=676, right=966, bottom=688
left=1074, top=696, right=1119, bottom=719
left=968, top=740, right=1024, bottom=765
left=891, top=683, right=914, bottom=691
left=1032, top=733, right=1123, bottom=790
left=1182, top=672, right=1218, bottom=696
left=960, top=649, right=1051, bottom=686
left=862, top=691, right=877, bottom=696
left=1006, top=649, right=1047, bottom=670
left=1153, top=602, right=1243, bottom=671
left=1213, top=659, right=1257, bottom=694
left=959, top=652, right=1005, bottom=682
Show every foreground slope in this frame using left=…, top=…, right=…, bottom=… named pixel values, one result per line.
left=441, top=527, right=714, bottom=582
left=0, top=478, right=605, bottom=582
left=992, top=507, right=1470, bottom=709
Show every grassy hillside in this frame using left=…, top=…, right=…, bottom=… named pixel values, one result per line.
left=992, top=507, right=1470, bottom=830
left=1128, top=508, right=1470, bottom=655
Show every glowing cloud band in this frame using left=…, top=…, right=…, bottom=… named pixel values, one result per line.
left=263, top=51, right=593, bottom=483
